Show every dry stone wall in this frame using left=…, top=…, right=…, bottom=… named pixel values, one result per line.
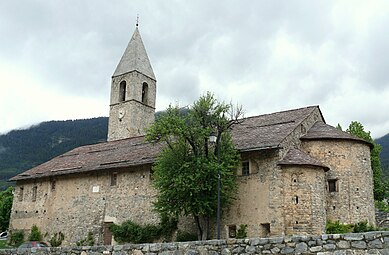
left=4, top=231, right=389, bottom=255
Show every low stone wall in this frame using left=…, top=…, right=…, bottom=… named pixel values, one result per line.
left=376, top=209, right=389, bottom=228
left=3, top=231, right=389, bottom=255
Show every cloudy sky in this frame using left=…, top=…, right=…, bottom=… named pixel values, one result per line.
left=1, top=1, right=388, bottom=138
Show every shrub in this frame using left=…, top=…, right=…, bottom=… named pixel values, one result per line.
left=326, top=220, right=377, bottom=234
left=110, top=217, right=177, bottom=244
left=110, top=221, right=160, bottom=244
left=236, top=224, right=248, bottom=239
left=28, top=225, right=42, bottom=241
left=375, top=200, right=389, bottom=212
left=326, top=220, right=353, bottom=234
left=353, top=221, right=376, bottom=233
left=9, top=230, right=24, bottom=247
left=176, top=231, right=198, bottom=242
left=76, top=232, right=94, bottom=246
left=49, top=232, right=65, bottom=247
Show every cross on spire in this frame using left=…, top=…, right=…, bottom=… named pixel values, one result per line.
left=136, top=15, right=139, bottom=27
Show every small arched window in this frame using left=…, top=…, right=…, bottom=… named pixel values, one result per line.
left=142, top=82, right=148, bottom=104
left=119, top=81, right=126, bottom=102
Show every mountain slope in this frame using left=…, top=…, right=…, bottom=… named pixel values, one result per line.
left=0, top=117, right=108, bottom=189
left=375, top=133, right=389, bottom=177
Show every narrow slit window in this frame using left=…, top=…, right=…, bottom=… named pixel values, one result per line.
left=32, top=186, right=37, bottom=202
left=294, top=195, right=299, bottom=204
left=51, top=180, right=56, bottom=191
left=111, top=172, right=118, bottom=186
left=119, top=81, right=126, bottom=102
left=242, top=161, right=249, bottom=176
left=18, top=187, right=24, bottom=202
left=142, top=82, right=148, bottom=104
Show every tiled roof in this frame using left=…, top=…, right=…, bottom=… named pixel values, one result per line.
left=10, top=136, right=163, bottom=181
left=301, top=121, right=373, bottom=148
left=231, top=106, right=319, bottom=151
left=10, top=106, right=319, bottom=181
left=278, top=148, right=329, bottom=171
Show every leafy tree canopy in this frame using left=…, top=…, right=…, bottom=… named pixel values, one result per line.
left=0, top=187, right=13, bottom=231
left=146, top=92, right=243, bottom=240
left=346, top=121, right=385, bottom=200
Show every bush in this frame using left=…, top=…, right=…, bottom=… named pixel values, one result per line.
left=176, top=231, right=198, bottom=242
left=326, top=221, right=353, bottom=234
left=236, top=224, right=248, bottom=239
left=110, top=217, right=177, bottom=244
left=9, top=230, right=24, bottom=247
left=49, top=232, right=65, bottom=247
left=76, top=232, right=94, bottom=246
left=110, top=221, right=160, bottom=244
left=326, top=220, right=377, bottom=234
left=353, top=221, right=376, bottom=233
left=375, top=200, right=389, bottom=212
left=28, top=225, right=42, bottom=241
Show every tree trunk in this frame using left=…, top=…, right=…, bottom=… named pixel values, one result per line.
left=194, top=215, right=210, bottom=240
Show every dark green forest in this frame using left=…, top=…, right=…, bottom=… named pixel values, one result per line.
left=376, top=133, right=389, bottom=177
left=0, top=117, right=108, bottom=189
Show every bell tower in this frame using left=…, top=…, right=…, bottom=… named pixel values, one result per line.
left=107, top=26, right=156, bottom=141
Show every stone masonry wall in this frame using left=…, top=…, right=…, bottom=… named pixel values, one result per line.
left=3, top=231, right=389, bottom=255
left=10, top=165, right=159, bottom=246
left=281, top=166, right=326, bottom=236
left=302, top=140, right=375, bottom=226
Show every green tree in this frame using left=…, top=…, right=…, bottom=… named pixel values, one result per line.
left=0, top=187, right=13, bottom=231
left=146, top=92, right=243, bottom=240
left=347, top=121, right=385, bottom=200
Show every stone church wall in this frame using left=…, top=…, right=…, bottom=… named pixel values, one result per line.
left=302, top=140, right=375, bottom=226
left=10, top=165, right=158, bottom=246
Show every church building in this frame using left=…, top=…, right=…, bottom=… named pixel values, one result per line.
left=9, top=26, right=375, bottom=246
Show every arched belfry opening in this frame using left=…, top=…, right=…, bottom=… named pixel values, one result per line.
left=142, top=82, right=148, bottom=104
left=119, top=81, right=126, bottom=102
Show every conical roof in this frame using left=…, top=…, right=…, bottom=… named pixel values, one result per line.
left=278, top=148, right=329, bottom=171
left=301, top=121, right=373, bottom=148
left=113, top=27, right=156, bottom=80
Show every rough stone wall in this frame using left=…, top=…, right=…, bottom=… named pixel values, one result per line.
left=222, top=150, right=277, bottom=238
left=108, top=71, right=156, bottom=141
left=301, top=140, right=375, bottom=226
left=281, top=166, right=326, bottom=235
left=10, top=165, right=158, bottom=246
left=4, top=231, right=389, bottom=255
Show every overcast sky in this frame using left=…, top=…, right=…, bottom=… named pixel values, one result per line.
left=1, top=0, right=388, bottom=138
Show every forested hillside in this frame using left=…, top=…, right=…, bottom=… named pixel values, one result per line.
left=376, top=133, right=389, bottom=177
left=0, top=117, right=108, bottom=189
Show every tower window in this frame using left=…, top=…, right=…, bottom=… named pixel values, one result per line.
left=328, top=179, right=338, bottom=192
left=142, top=82, right=148, bottom=104
left=241, top=161, right=250, bottom=176
left=119, top=81, right=126, bottom=102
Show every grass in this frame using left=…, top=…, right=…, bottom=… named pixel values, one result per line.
left=0, top=240, right=13, bottom=249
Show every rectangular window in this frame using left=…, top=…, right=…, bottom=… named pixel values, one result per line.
left=328, top=179, right=338, bottom=192
left=228, top=225, right=237, bottom=238
left=32, top=186, right=37, bottom=202
left=111, top=172, right=118, bottom=186
left=242, top=161, right=250, bottom=176
left=18, top=187, right=24, bottom=202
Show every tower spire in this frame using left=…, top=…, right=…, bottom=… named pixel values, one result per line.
left=136, top=14, right=139, bottom=27
left=112, top=26, right=155, bottom=80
